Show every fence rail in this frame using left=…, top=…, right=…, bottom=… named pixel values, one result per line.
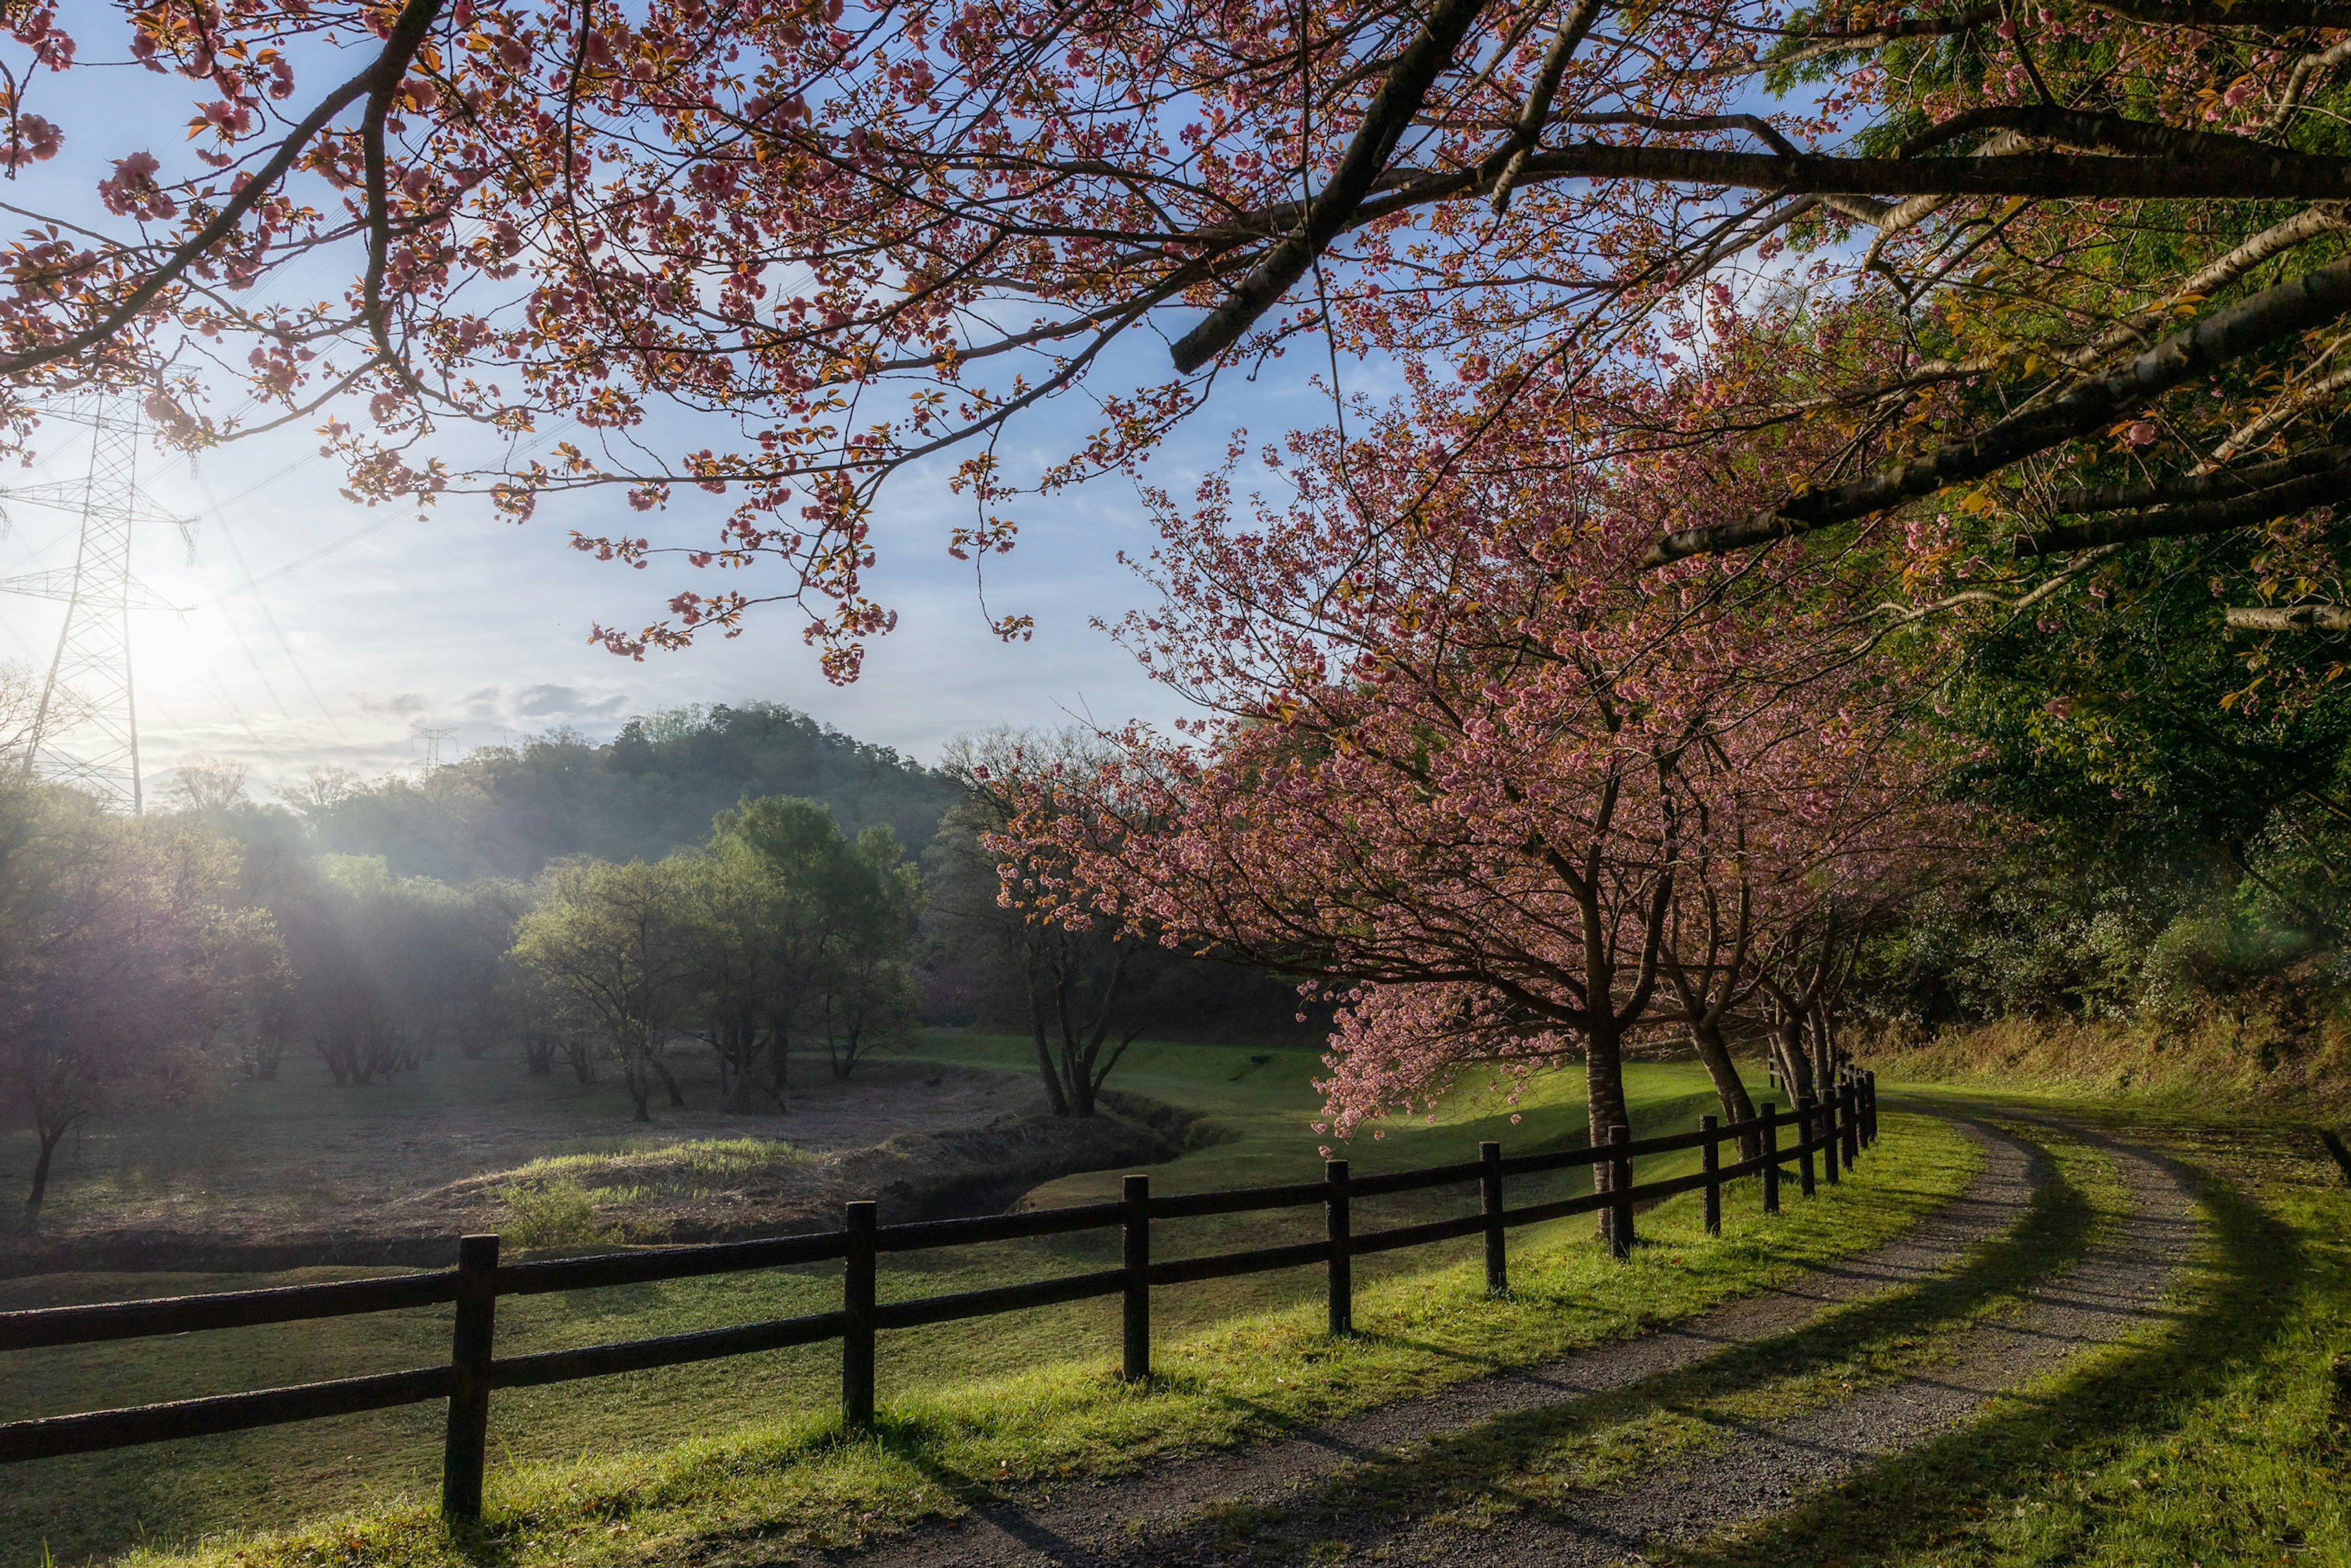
left=1, top=1071, right=1880, bottom=1518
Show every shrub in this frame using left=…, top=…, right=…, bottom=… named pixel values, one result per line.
left=501, top=1175, right=624, bottom=1248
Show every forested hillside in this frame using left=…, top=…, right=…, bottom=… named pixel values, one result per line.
left=301, top=705, right=961, bottom=880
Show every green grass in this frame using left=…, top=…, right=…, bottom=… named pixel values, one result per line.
left=501, top=1137, right=810, bottom=1189
left=1, top=1038, right=1957, bottom=1567
left=1653, top=1092, right=2351, bottom=1567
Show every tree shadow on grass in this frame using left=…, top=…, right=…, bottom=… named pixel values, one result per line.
left=1661, top=1158, right=2301, bottom=1568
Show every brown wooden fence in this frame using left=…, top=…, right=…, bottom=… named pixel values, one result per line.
left=0, top=1072, right=1878, bottom=1520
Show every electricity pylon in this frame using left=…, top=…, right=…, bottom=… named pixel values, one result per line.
left=412, top=722, right=456, bottom=775
left=0, top=392, right=195, bottom=813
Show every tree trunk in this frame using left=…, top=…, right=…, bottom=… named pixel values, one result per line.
left=24, top=1125, right=67, bottom=1216
left=654, top=1056, right=686, bottom=1108
left=624, top=1054, right=653, bottom=1122
left=1687, top=1019, right=1759, bottom=1158
left=769, top=1015, right=791, bottom=1112
left=725, top=1026, right=768, bottom=1111
left=1775, top=1010, right=1815, bottom=1103
left=1027, top=974, right=1072, bottom=1117
left=1584, top=1026, right=1630, bottom=1240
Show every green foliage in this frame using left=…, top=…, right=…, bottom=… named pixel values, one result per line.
left=499, top=1174, right=624, bottom=1250
left=1867, top=520, right=2351, bottom=1028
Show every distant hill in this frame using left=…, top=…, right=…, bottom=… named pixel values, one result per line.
left=310, top=703, right=961, bottom=879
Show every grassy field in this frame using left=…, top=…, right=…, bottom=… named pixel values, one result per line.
left=0, top=1038, right=1050, bottom=1255
left=4, top=1035, right=1899, bottom=1566
left=18, top=1034, right=2342, bottom=1568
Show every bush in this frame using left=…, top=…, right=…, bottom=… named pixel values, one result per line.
left=501, top=1175, right=624, bottom=1249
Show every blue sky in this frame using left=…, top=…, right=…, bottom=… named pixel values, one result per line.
left=0, top=20, right=1409, bottom=800
left=0, top=383, right=1243, bottom=793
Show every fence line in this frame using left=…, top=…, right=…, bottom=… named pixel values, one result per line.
left=0, top=1071, right=1881, bottom=1520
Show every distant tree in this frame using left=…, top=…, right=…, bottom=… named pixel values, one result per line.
left=165, top=757, right=252, bottom=816
left=279, top=766, right=364, bottom=820
left=0, top=664, right=35, bottom=765
left=0, top=784, right=286, bottom=1214
left=816, top=826, right=919, bottom=1080
left=940, top=732, right=1150, bottom=1119
left=440, top=879, right=528, bottom=1060
left=714, top=796, right=846, bottom=1100
left=679, top=835, right=801, bottom=1109
left=276, top=857, right=478, bottom=1084
left=511, top=858, right=702, bottom=1120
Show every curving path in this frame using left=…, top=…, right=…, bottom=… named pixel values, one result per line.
left=817, top=1112, right=2198, bottom=1568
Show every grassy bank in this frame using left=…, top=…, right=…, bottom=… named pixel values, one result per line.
left=5, top=1037, right=1963, bottom=1567
left=1865, top=1012, right=2351, bottom=1119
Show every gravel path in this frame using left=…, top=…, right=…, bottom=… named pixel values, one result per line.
left=822, top=1116, right=2064, bottom=1568
left=1357, top=1126, right=2202, bottom=1566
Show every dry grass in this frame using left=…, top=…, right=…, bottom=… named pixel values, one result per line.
left=1864, top=1011, right=2351, bottom=1119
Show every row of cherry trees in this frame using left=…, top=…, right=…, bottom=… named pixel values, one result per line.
left=982, top=388, right=1973, bottom=1168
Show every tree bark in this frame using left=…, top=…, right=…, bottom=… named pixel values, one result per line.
left=1584, top=1024, right=1631, bottom=1239
left=1026, top=959, right=1073, bottom=1117
left=25, top=1124, right=69, bottom=1215
left=1687, top=1019, right=1760, bottom=1157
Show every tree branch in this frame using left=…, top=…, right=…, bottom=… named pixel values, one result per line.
left=1170, top=0, right=1492, bottom=371
left=0, top=0, right=447, bottom=381
left=2227, top=602, right=2351, bottom=631
left=2219, top=601, right=2351, bottom=630
left=1649, top=254, right=2351, bottom=566
left=2050, top=444, right=2351, bottom=512
left=2017, top=458, right=2351, bottom=555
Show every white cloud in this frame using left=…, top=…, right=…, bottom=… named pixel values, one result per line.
left=512, top=683, right=629, bottom=719
left=355, top=691, right=431, bottom=718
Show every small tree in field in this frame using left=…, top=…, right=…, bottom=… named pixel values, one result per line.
left=941, top=732, right=1152, bottom=1119
left=512, top=858, right=701, bottom=1120
left=0, top=783, right=286, bottom=1215
left=817, top=825, right=918, bottom=1081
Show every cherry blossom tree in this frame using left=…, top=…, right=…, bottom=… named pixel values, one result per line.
left=987, top=357, right=1960, bottom=1171
left=4, top=4, right=2351, bottom=673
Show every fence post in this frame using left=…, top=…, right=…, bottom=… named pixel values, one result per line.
left=1326, top=1158, right=1352, bottom=1335
left=1822, top=1088, right=1842, bottom=1187
left=441, top=1234, right=498, bottom=1521
left=1841, top=1081, right=1860, bottom=1171
left=1864, top=1070, right=1878, bottom=1146
left=1608, top=1124, right=1633, bottom=1259
left=1700, top=1115, right=1721, bottom=1237
left=1761, top=1102, right=1780, bottom=1215
left=1480, top=1141, right=1507, bottom=1295
left=843, top=1201, right=877, bottom=1429
left=1797, top=1095, right=1817, bottom=1197
left=1122, top=1174, right=1150, bottom=1382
